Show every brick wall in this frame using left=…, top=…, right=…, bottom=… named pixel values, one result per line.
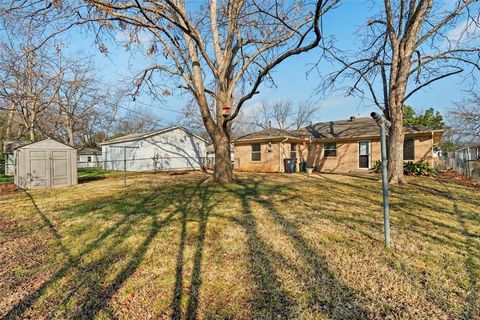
left=233, top=134, right=434, bottom=173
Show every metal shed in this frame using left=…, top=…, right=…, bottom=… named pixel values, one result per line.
left=14, top=139, right=78, bottom=189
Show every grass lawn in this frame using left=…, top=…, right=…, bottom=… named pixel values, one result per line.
left=0, top=171, right=478, bottom=319
left=0, top=173, right=14, bottom=184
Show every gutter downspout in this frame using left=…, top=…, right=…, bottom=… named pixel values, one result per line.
left=279, top=137, right=288, bottom=172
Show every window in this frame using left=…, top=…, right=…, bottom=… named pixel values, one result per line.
left=403, top=138, right=414, bottom=161
left=290, top=144, right=297, bottom=158
left=324, top=142, right=337, bottom=157
left=251, top=143, right=261, bottom=161
left=87, top=156, right=92, bottom=162
left=358, top=141, right=370, bottom=168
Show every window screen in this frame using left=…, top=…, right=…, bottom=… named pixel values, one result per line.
left=403, top=138, right=414, bottom=161
left=251, top=144, right=261, bottom=161
left=324, top=142, right=337, bottom=157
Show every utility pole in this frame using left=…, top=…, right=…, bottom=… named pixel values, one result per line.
left=371, top=112, right=391, bottom=248
left=109, top=145, right=139, bottom=187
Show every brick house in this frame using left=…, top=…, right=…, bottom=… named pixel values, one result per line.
left=233, top=116, right=444, bottom=173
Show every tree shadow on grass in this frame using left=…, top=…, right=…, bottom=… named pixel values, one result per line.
left=3, top=179, right=205, bottom=319
left=221, top=176, right=370, bottom=319
left=439, top=182, right=480, bottom=319
left=171, top=182, right=214, bottom=320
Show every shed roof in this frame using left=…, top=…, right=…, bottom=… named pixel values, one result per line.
left=16, top=138, right=75, bottom=150
left=100, top=126, right=208, bottom=145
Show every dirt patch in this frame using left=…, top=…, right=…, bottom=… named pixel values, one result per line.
left=437, top=169, right=480, bottom=189
left=0, top=183, right=18, bottom=194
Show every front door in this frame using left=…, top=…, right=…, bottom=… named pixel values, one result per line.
left=358, top=141, right=370, bottom=169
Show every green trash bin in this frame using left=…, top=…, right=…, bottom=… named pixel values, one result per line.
left=300, top=161, right=307, bottom=172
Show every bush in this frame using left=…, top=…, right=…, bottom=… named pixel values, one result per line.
left=370, top=160, right=437, bottom=176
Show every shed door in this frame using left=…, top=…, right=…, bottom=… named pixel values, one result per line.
left=51, top=150, right=70, bottom=187
left=29, top=150, right=50, bottom=188
left=28, top=149, right=71, bottom=188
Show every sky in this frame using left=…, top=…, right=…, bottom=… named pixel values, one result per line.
left=63, top=0, right=478, bottom=128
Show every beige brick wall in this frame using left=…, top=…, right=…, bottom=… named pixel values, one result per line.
left=234, top=141, right=291, bottom=172
left=234, top=134, right=434, bottom=173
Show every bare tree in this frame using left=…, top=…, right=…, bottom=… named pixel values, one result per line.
left=448, top=92, right=480, bottom=143
left=55, top=61, right=106, bottom=146
left=0, top=26, right=64, bottom=142
left=245, top=99, right=319, bottom=130
left=2, top=0, right=338, bottom=183
left=320, top=0, right=480, bottom=184
left=113, top=106, right=160, bottom=135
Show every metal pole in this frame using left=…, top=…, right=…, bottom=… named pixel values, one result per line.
left=380, top=123, right=391, bottom=248
left=123, top=147, right=127, bottom=188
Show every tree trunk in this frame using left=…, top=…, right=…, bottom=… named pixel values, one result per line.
left=387, top=116, right=406, bottom=185
left=212, top=131, right=233, bottom=183
left=29, top=126, right=35, bottom=142
left=5, top=103, right=16, bottom=139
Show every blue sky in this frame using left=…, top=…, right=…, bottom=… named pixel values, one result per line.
left=64, top=1, right=477, bottom=127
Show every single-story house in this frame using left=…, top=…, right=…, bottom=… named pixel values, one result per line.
left=3, top=140, right=28, bottom=176
left=100, top=126, right=208, bottom=172
left=77, top=148, right=103, bottom=169
left=233, top=116, right=444, bottom=173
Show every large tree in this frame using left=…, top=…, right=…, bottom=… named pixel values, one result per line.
left=2, top=0, right=338, bottom=183
left=448, top=92, right=480, bottom=143
left=321, top=0, right=479, bottom=184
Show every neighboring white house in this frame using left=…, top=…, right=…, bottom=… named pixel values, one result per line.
left=78, top=148, right=103, bottom=169
left=3, top=140, right=28, bottom=176
left=100, top=126, right=208, bottom=172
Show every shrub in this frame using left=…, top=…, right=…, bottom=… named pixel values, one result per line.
left=370, top=160, right=437, bottom=176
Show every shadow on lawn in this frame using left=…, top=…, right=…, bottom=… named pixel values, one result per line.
left=221, top=177, right=370, bottom=319
left=439, top=182, right=480, bottom=319
left=4, top=178, right=212, bottom=320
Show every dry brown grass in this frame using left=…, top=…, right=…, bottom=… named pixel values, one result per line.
left=0, top=171, right=478, bottom=319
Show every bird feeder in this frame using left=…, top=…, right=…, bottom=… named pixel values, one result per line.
left=222, top=105, right=231, bottom=116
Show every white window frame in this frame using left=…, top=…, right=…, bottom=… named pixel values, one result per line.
left=251, top=143, right=261, bottom=162
left=357, top=140, right=371, bottom=169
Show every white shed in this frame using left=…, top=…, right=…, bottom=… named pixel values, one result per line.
left=14, top=139, right=77, bottom=189
left=100, top=126, right=208, bottom=172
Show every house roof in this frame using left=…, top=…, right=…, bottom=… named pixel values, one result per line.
left=233, top=127, right=305, bottom=143
left=99, top=126, right=208, bottom=146
left=234, top=117, right=444, bottom=143
left=293, top=117, right=441, bottom=139
left=78, top=148, right=102, bottom=155
left=3, top=140, right=29, bottom=154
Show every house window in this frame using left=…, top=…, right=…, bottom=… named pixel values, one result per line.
left=87, top=156, right=92, bottom=162
left=290, top=144, right=297, bottom=158
left=403, top=138, right=414, bottom=161
left=324, top=142, right=337, bottom=157
left=251, top=143, right=261, bottom=161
